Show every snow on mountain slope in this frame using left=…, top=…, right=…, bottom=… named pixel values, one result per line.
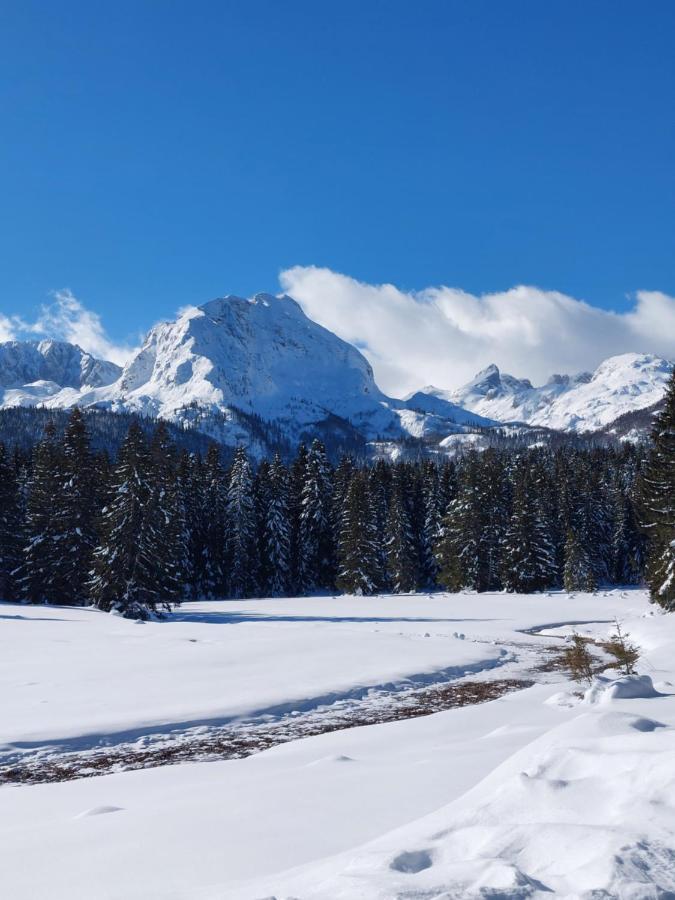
left=0, top=340, right=120, bottom=398
left=0, top=295, right=494, bottom=447
left=437, top=352, right=673, bottom=432
left=0, top=302, right=668, bottom=446
left=108, top=293, right=496, bottom=441
left=111, top=294, right=393, bottom=433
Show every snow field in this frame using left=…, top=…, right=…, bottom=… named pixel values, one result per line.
left=2, top=589, right=671, bottom=899
left=0, top=595, right=512, bottom=749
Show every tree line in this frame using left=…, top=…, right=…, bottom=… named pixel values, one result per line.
left=0, top=369, right=672, bottom=619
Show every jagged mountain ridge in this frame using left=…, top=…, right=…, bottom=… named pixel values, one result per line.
left=0, top=340, right=120, bottom=392
left=419, top=352, right=672, bottom=433
left=0, top=294, right=492, bottom=452
left=0, top=296, right=669, bottom=451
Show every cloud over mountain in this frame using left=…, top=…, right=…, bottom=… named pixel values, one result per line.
left=2, top=290, right=136, bottom=366
left=280, top=266, right=675, bottom=396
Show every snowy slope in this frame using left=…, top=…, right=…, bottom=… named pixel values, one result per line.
left=0, top=341, right=120, bottom=409
left=0, top=295, right=494, bottom=447
left=240, top=599, right=675, bottom=900
left=433, top=352, right=673, bottom=432
left=3, top=591, right=674, bottom=900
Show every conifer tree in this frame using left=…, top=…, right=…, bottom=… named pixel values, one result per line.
left=199, top=445, right=227, bottom=597
left=611, top=475, right=644, bottom=585
left=0, top=443, right=23, bottom=600
left=336, top=471, right=380, bottom=595
left=369, top=461, right=391, bottom=591
left=148, top=422, right=189, bottom=599
left=563, top=528, right=598, bottom=592
left=263, top=454, right=291, bottom=596
left=89, top=422, right=183, bottom=618
left=480, top=449, right=510, bottom=590
left=331, top=456, right=355, bottom=531
left=385, top=476, right=418, bottom=593
left=434, top=452, right=483, bottom=591
left=225, top=447, right=258, bottom=598
left=638, top=366, right=675, bottom=609
left=417, top=461, right=441, bottom=587
left=438, top=460, right=457, bottom=517
left=501, top=460, right=556, bottom=593
left=20, top=421, right=63, bottom=603
left=50, top=408, right=97, bottom=603
left=176, top=450, right=201, bottom=597
left=288, top=443, right=308, bottom=592
left=297, top=439, right=333, bottom=592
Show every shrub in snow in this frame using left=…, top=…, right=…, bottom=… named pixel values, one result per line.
left=562, top=632, right=595, bottom=685
left=602, top=619, right=640, bottom=675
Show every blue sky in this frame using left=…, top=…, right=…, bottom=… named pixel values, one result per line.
left=1, top=0, right=674, bottom=369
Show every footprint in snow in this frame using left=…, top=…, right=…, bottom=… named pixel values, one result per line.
left=629, top=717, right=667, bottom=732
left=76, top=806, right=124, bottom=818
left=390, top=849, right=434, bottom=873
left=307, top=754, right=355, bottom=767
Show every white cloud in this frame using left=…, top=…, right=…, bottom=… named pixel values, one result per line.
left=0, top=313, right=23, bottom=343
left=280, top=266, right=675, bottom=396
left=20, top=289, right=135, bottom=365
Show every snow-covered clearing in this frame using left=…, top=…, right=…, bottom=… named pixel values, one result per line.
left=2, top=590, right=674, bottom=899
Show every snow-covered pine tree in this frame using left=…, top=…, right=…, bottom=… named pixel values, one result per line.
left=0, top=443, right=23, bottom=600
left=479, top=449, right=510, bottom=590
left=263, top=454, right=291, bottom=596
left=89, top=421, right=183, bottom=618
left=438, top=459, right=457, bottom=519
left=557, top=450, right=602, bottom=585
left=563, top=528, right=598, bottom=592
left=199, top=445, right=227, bottom=598
left=176, top=449, right=201, bottom=598
left=20, top=421, right=63, bottom=604
left=254, top=459, right=272, bottom=593
left=434, top=527, right=464, bottom=591
left=88, top=421, right=149, bottom=616
left=586, top=453, right=615, bottom=584
left=297, top=439, right=333, bottom=592
left=336, top=470, right=380, bottom=595
left=288, top=443, right=308, bottom=592
left=434, top=452, right=483, bottom=591
left=369, top=460, right=391, bottom=592
left=638, top=365, right=675, bottom=609
left=501, top=458, right=556, bottom=593
left=148, top=422, right=188, bottom=600
left=225, top=447, right=258, bottom=598
left=611, top=471, right=645, bottom=585
left=384, top=472, right=418, bottom=593
left=48, top=408, right=97, bottom=604
left=331, top=455, right=355, bottom=545
left=418, top=460, right=441, bottom=587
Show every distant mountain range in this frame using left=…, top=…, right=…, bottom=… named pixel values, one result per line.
left=0, top=294, right=670, bottom=455
left=412, top=352, right=671, bottom=433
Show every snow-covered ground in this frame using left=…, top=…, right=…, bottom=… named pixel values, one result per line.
left=2, top=590, right=674, bottom=899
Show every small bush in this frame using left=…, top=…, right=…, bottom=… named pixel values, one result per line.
left=562, top=632, right=595, bottom=685
left=602, top=619, right=640, bottom=675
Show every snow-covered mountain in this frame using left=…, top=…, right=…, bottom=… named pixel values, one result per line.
left=0, top=341, right=121, bottom=408
left=422, top=353, right=672, bottom=433
left=0, top=295, right=491, bottom=450
left=0, top=340, right=121, bottom=390
left=0, top=299, right=669, bottom=450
